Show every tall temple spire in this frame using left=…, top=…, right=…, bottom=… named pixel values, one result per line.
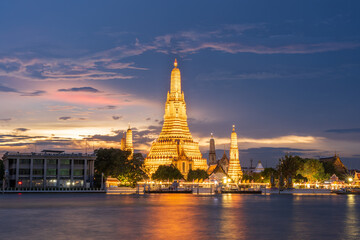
left=144, top=60, right=208, bottom=176
left=170, top=58, right=181, bottom=94
left=120, top=132, right=126, bottom=151
left=209, top=133, right=217, bottom=165
left=228, top=125, right=243, bottom=183
left=126, top=126, right=133, bottom=149
left=125, top=125, right=134, bottom=159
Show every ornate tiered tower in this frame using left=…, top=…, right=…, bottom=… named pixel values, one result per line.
left=144, top=59, right=208, bottom=176
left=209, top=133, right=217, bottom=165
left=227, top=125, right=243, bottom=183
left=120, top=125, right=134, bottom=159
left=120, top=133, right=126, bottom=151
left=125, top=125, right=134, bottom=159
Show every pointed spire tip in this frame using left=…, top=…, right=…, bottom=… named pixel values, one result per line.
left=174, top=58, right=178, bottom=67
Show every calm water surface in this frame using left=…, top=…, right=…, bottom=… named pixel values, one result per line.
left=0, top=193, right=359, bottom=240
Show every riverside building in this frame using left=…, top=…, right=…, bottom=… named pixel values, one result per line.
left=2, top=150, right=96, bottom=188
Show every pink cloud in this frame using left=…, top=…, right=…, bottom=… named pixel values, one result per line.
left=49, top=92, right=120, bottom=105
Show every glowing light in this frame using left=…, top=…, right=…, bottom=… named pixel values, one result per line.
left=144, top=60, right=208, bottom=176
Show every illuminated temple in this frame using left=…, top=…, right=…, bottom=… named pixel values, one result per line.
left=144, top=59, right=208, bottom=176
left=120, top=125, right=134, bottom=159
left=227, top=125, right=243, bottom=183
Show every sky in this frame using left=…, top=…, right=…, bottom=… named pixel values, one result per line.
left=0, top=1, right=360, bottom=168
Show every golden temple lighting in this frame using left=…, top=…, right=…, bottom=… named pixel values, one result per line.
left=144, top=59, right=208, bottom=176
left=120, top=125, right=134, bottom=159
left=227, top=125, right=243, bottom=183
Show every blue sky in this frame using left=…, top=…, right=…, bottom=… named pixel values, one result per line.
left=0, top=1, right=360, bottom=168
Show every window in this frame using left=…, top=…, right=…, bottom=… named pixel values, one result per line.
left=46, top=169, right=57, bottom=176
left=60, top=169, right=70, bottom=176
left=9, top=159, right=16, bottom=165
left=189, top=164, right=192, bottom=170
left=20, top=159, right=30, bottom=164
left=60, top=159, right=70, bottom=165
left=182, top=162, right=185, bottom=172
left=74, top=169, right=84, bottom=176
left=74, top=160, right=83, bottom=165
left=33, top=159, right=44, bottom=165
left=33, top=169, right=44, bottom=175
left=47, top=159, right=57, bottom=165
left=19, top=169, right=30, bottom=175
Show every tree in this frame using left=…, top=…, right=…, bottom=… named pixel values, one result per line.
left=277, top=155, right=305, bottom=188
left=278, top=155, right=304, bottom=179
left=259, top=168, right=278, bottom=183
left=152, top=165, right=184, bottom=182
left=297, top=159, right=327, bottom=182
left=95, top=148, right=147, bottom=187
left=187, top=169, right=209, bottom=182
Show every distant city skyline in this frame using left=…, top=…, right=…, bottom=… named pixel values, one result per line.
left=1, top=1, right=360, bottom=168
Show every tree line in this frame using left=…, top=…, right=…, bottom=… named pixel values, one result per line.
left=94, top=148, right=208, bottom=187
left=242, top=155, right=348, bottom=188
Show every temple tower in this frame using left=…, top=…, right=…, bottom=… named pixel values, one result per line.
left=125, top=125, right=134, bottom=159
left=144, top=59, right=208, bottom=176
left=120, top=132, right=126, bottom=151
left=227, top=125, right=243, bottom=183
left=209, top=133, right=217, bottom=165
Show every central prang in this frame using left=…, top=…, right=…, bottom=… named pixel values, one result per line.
left=144, top=59, right=208, bottom=177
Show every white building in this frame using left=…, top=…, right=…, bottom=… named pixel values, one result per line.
left=2, top=150, right=96, bottom=189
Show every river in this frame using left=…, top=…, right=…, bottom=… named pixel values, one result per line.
left=0, top=193, right=359, bottom=240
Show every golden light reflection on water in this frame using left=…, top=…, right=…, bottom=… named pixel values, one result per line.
left=138, top=194, right=248, bottom=240
left=140, top=194, right=209, bottom=240
left=345, top=195, right=358, bottom=237
left=219, top=194, right=247, bottom=240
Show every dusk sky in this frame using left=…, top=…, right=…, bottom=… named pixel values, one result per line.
left=1, top=1, right=359, bottom=168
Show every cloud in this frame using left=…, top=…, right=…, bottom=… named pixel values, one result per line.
left=90, top=132, right=123, bottom=142
left=58, top=87, right=101, bottom=93
left=97, top=105, right=118, bottom=110
left=0, top=83, right=46, bottom=96
left=0, top=84, right=18, bottom=93
left=148, top=25, right=360, bottom=55
left=0, top=60, right=21, bottom=73
left=112, top=116, right=122, bottom=120
left=103, top=62, right=148, bottom=70
left=47, top=105, right=79, bottom=111
left=14, top=128, right=30, bottom=132
left=239, top=135, right=320, bottom=144
left=0, top=134, right=81, bottom=151
left=20, top=90, right=46, bottom=96
left=59, top=116, right=72, bottom=121
left=0, top=118, right=12, bottom=122
left=325, top=128, right=360, bottom=134
left=58, top=116, right=87, bottom=121
left=0, top=57, right=136, bottom=83
left=178, top=42, right=360, bottom=55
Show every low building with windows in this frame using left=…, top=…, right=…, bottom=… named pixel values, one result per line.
left=2, top=150, right=96, bottom=189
